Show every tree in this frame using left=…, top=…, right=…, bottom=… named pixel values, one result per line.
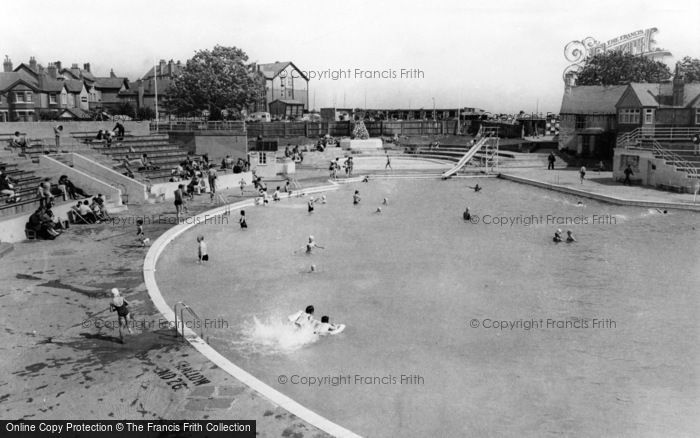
left=136, top=106, right=155, bottom=121
left=678, top=57, right=700, bottom=83
left=166, top=45, right=263, bottom=117
left=575, top=52, right=672, bottom=86
left=352, top=120, right=370, bottom=139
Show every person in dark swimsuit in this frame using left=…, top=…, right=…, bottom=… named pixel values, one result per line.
left=110, top=288, right=132, bottom=342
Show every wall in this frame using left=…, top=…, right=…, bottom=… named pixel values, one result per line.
left=70, top=153, right=148, bottom=203
left=150, top=171, right=254, bottom=200
left=167, top=132, right=248, bottom=162
left=613, top=149, right=698, bottom=192
left=0, top=121, right=150, bottom=138
left=558, top=113, right=617, bottom=154
left=39, top=155, right=123, bottom=205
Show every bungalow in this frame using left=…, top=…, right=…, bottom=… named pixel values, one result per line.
left=558, top=85, right=627, bottom=158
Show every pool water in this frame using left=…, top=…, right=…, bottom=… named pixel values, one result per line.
left=156, top=178, right=700, bottom=437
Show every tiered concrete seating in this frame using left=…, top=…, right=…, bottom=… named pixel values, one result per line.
left=76, top=132, right=200, bottom=182
left=0, top=161, right=44, bottom=217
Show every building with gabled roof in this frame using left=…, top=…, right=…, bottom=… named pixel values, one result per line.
left=248, top=61, right=309, bottom=115
left=558, top=85, right=627, bottom=157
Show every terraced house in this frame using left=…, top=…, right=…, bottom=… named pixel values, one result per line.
left=0, top=56, right=130, bottom=121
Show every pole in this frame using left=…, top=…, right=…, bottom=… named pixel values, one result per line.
left=154, top=59, right=159, bottom=132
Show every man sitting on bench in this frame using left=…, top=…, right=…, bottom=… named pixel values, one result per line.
left=0, top=169, right=20, bottom=203
left=10, top=131, right=27, bottom=152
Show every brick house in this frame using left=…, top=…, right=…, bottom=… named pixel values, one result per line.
left=249, top=61, right=309, bottom=114
left=558, top=85, right=627, bottom=158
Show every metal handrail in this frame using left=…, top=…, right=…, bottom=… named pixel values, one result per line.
left=173, top=301, right=208, bottom=342
left=651, top=139, right=698, bottom=178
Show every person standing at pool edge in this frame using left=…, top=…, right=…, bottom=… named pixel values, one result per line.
left=385, top=153, right=392, bottom=170
left=353, top=190, right=361, bottom=205
left=197, top=235, right=208, bottom=263
left=109, top=288, right=132, bottom=342
left=623, top=165, right=634, bottom=185
left=239, top=210, right=247, bottom=229
left=579, top=166, right=586, bottom=184
left=174, top=184, right=184, bottom=222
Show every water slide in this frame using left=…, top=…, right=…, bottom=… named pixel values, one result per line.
left=441, top=137, right=489, bottom=179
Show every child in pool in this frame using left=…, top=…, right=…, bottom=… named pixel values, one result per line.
left=566, top=230, right=576, bottom=242
left=553, top=229, right=563, bottom=243
left=292, top=305, right=316, bottom=328
left=197, top=235, right=208, bottom=262
left=239, top=210, right=248, bottom=229
left=353, top=190, right=361, bottom=205
left=314, top=316, right=339, bottom=335
left=308, top=198, right=315, bottom=213
left=136, top=219, right=150, bottom=246
left=305, top=235, right=324, bottom=254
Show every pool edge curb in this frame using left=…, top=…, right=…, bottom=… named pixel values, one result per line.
left=499, top=173, right=700, bottom=211
left=142, top=183, right=363, bottom=438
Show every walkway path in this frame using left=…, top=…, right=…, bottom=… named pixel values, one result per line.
left=0, top=186, right=330, bottom=437
left=501, top=168, right=700, bottom=210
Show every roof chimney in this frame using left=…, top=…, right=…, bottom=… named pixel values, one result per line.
left=110, top=68, right=116, bottom=78
left=71, top=63, right=78, bottom=69
left=168, top=59, right=174, bottom=76
left=672, top=62, right=685, bottom=107
left=29, top=56, right=37, bottom=71
left=47, top=63, right=57, bottom=79
left=55, top=61, right=62, bottom=71
left=83, top=63, right=90, bottom=72
left=3, top=55, right=12, bottom=72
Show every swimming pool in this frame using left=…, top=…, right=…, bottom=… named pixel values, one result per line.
left=155, top=178, right=700, bottom=437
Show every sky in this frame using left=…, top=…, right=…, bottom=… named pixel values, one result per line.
left=2, top=0, right=699, bottom=114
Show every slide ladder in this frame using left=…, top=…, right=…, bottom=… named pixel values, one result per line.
left=441, top=136, right=489, bottom=179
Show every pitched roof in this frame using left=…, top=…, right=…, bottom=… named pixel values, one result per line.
left=560, top=85, right=627, bottom=114
left=681, top=83, right=700, bottom=107
left=94, top=77, right=128, bottom=90
left=0, top=72, right=24, bottom=91
left=64, top=79, right=85, bottom=93
left=59, top=107, right=92, bottom=120
left=270, top=99, right=304, bottom=105
left=142, top=62, right=183, bottom=80
left=62, top=67, right=95, bottom=83
left=37, top=75, right=66, bottom=93
left=257, top=61, right=308, bottom=81
left=628, top=83, right=662, bottom=107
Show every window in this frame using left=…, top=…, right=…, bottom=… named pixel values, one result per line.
left=49, top=94, right=57, bottom=104
left=644, top=108, right=654, bottom=124
left=696, top=109, right=700, bottom=125
left=575, top=115, right=585, bottom=129
left=81, top=96, right=88, bottom=103
left=618, top=109, right=640, bottom=124
left=258, top=152, right=267, bottom=165
left=14, top=92, right=25, bottom=103
left=60, top=94, right=67, bottom=105
left=26, top=92, right=32, bottom=102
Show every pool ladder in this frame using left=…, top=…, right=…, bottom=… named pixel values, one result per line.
left=173, top=301, right=209, bottom=343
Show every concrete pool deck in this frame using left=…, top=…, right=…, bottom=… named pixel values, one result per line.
left=501, top=167, right=700, bottom=211
left=0, top=163, right=696, bottom=437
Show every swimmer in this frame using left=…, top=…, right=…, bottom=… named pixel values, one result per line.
left=291, top=305, right=316, bottom=328
left=470, top=184, right=482, bottom=192
left=320, top=194, right=327, bottom=204
left=463, top=206, right=471, bottom=221
left=655, top=209, right=668, bottom=214
left=375, top=207, right=382, bottom=213
left=553, top=229, right=563, bottom=243
left=576, top=201, right=585, bottom=207
left=295, top=235, right=324, bottom=254
left=239, top=178, right=246, bottom=196
left=308, top=198, right=315, bottom=213
left=273, top=186, right=281, bottom=201
left=309, top=264, right=316, bottom=273
left=362, top=175, right=370, bottom=183
left=566, top=230, right=576, bottom=243
left=353, top=190, right=361, bottom=205
left=239, top=210, right=248, bottom=229
left=314, top=315, right=339, bottom=336
left=382, top=197, right=388, bottom=205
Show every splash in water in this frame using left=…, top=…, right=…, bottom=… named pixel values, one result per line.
left=235, top=315, right=320, bottom=355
